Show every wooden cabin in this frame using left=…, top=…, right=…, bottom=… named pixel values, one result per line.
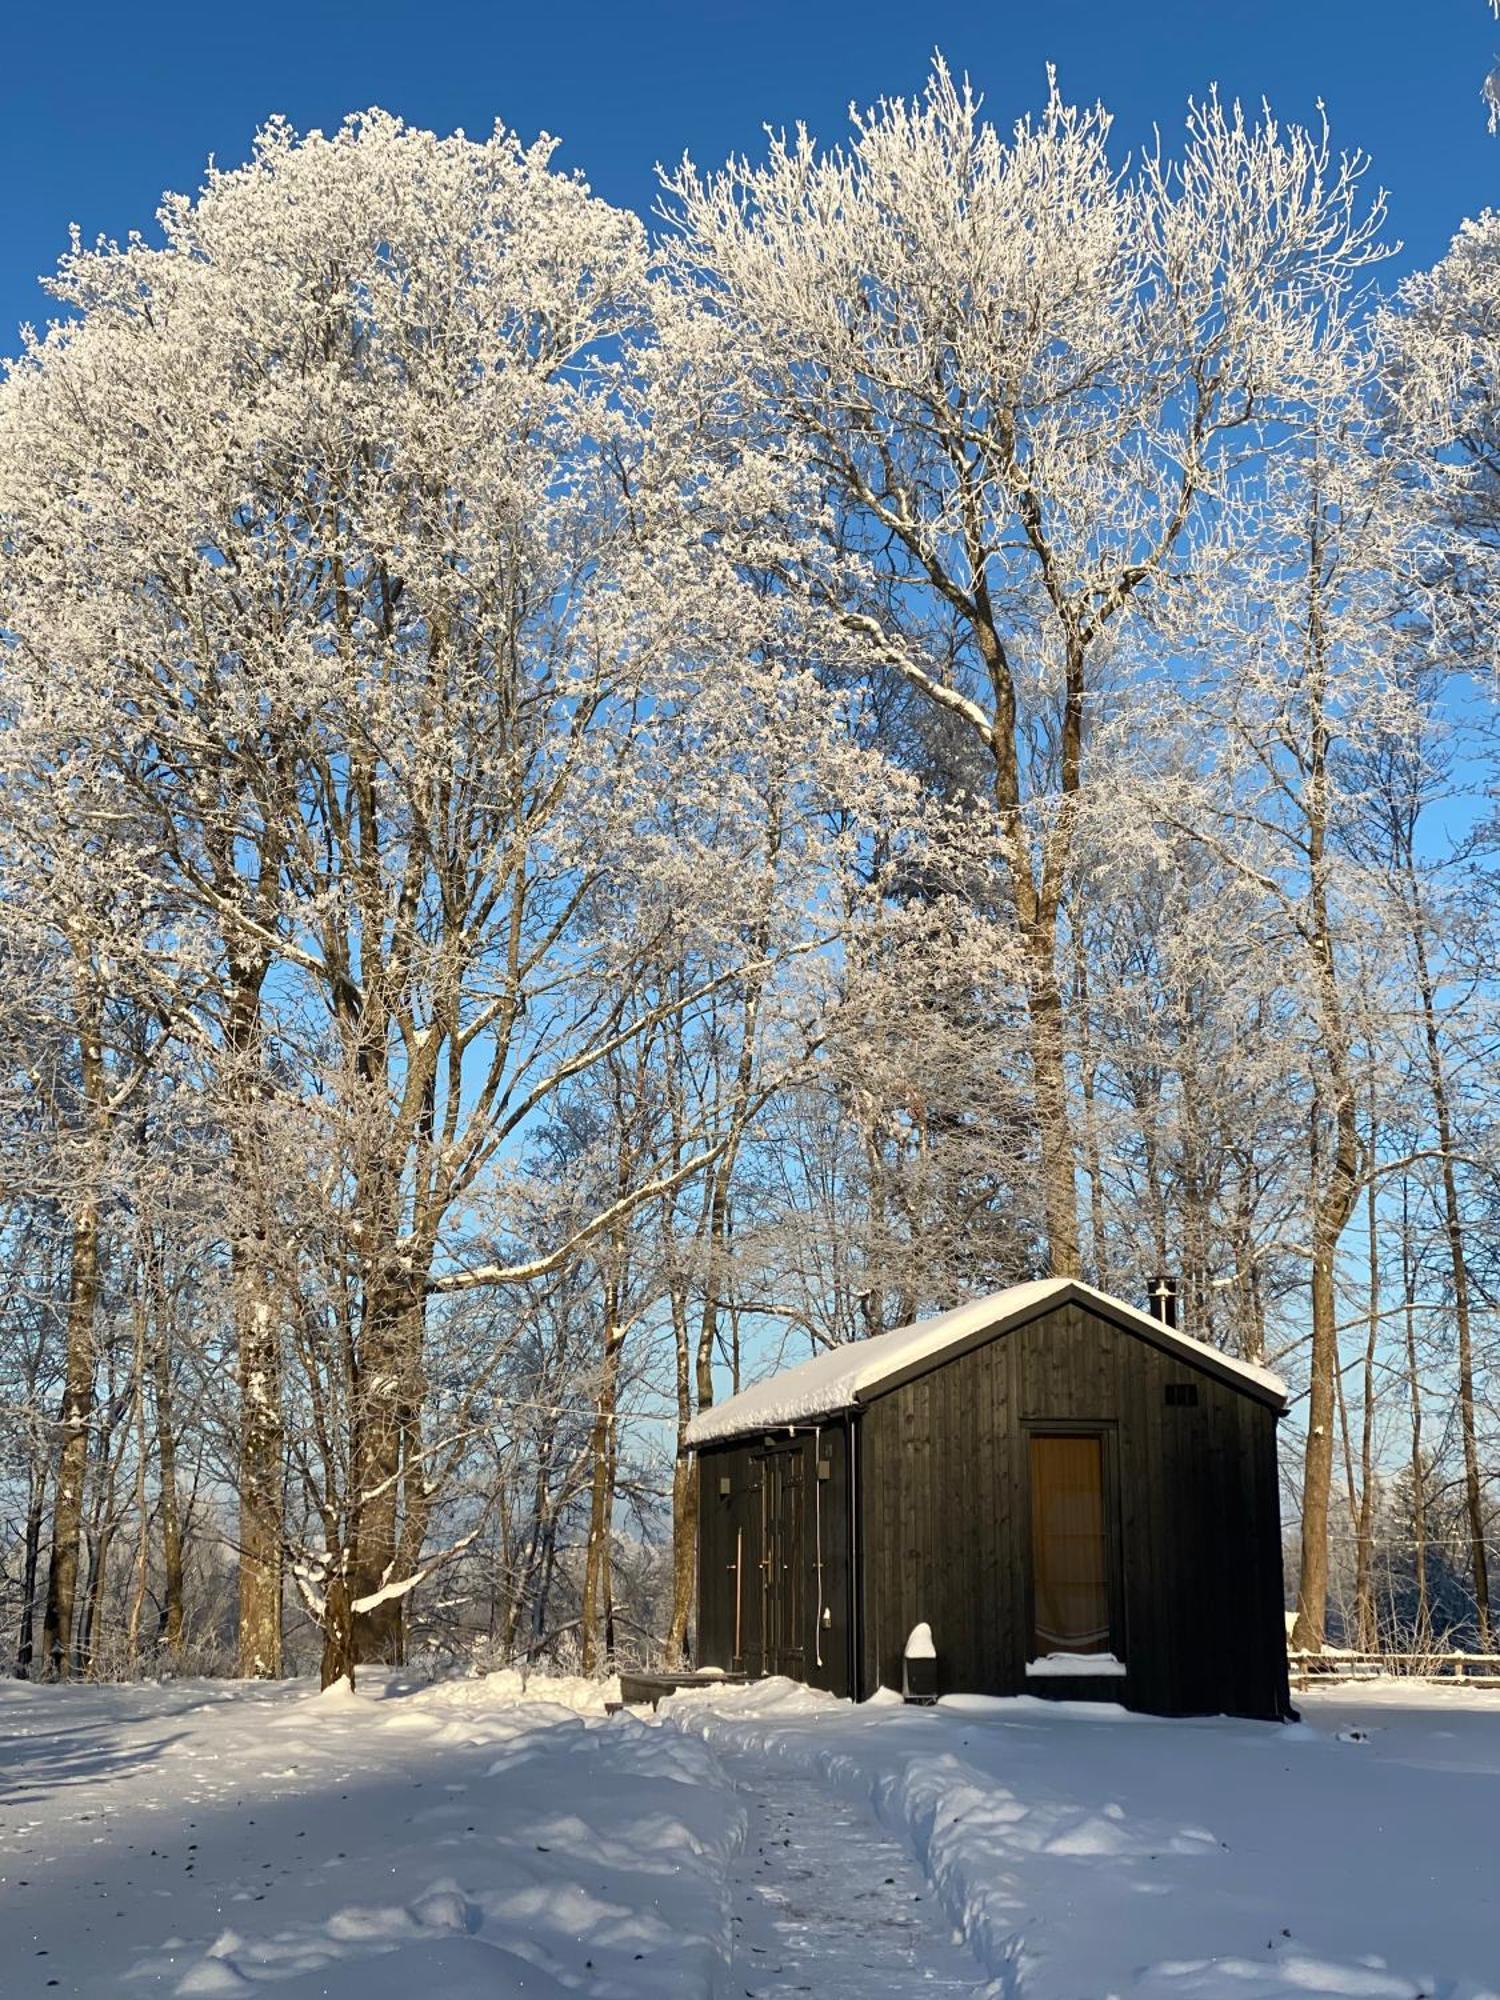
left=686, top=1278, right=1292, bottom=1721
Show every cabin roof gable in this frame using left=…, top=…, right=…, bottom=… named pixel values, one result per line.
left=682, top=1278, right=1287, bottom=1449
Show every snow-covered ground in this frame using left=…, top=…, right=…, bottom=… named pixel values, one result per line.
left=2, top=1669, right=1496, bottom=2000
left=0, top=1669, right=739, bottom=1998
left=668, top=1677, right=1500, bottom=2000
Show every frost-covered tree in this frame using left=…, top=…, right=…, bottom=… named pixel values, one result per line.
left=1386, top=215, right=1500, bottom=672
left=0, top=112, right=873, bottom=1682
left=4, top=69, right=1499, bottom=1684
left=1165, top=377, right=1439, bottom=1649
left=0, top=657, right=201, bottom=1676
left=658, top=62, right=1388, bottom=1276
left=0, top=112, right=648, bottom=1677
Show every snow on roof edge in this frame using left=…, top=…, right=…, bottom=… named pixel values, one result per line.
left=683, top=1278, right=1286, bottom=1449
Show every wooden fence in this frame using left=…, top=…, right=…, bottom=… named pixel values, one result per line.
left=1288, top=1650, right=1500, bottom=1691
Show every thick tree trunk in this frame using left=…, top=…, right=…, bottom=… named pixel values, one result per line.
left=42, top=1198, right=102, bottom=1679
left=489, top=1487, right=511, bottom=1653
left=79, top=1370, right=126, bottom=1679
left=320, top=1574, right=355, bottom=1690
left=533, top=1520, right=560, bottom=1653
left=226, top=960, right=284, bottom=1680
left=666, top=1451, right=697, bottom=1669
left=665, top=1287, right=696, bottom=1669
left=343, top=1281, right=421, bottom=1669
left=1289, top=534, right=1362, bottom=1658
left=1292, top=1232, right=1345, bottom=1654
left=602, top=1396, right=619, bottom=1667
left=504, top=1446, right=552, bottom=1659
left=1447, top=1212, right=1491, bottom=1647
left=1334, top=1352, right=1359, bottom=1563
left=236, top=1274, right=284, bottom=1677
left=669, top=1138, right=744, bottom=1662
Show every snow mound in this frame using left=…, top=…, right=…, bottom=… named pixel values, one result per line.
left=257, top=1936, right=577, bottom=1998
left=415, top=1667, right=620, bottom=1715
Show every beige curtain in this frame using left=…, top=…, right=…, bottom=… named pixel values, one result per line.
left=1029, top=1434, right=1110, bottom=1655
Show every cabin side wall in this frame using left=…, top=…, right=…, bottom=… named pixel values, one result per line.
left=856, top=1302, right=1291, bottom=1720
left=693, top=1421, right=853, bottom=1698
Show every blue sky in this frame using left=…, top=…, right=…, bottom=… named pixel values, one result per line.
left=2, top=1, right=1497, bottom=352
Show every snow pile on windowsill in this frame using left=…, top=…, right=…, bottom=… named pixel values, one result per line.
left=1026, top=1652, right=1127, bottom=1678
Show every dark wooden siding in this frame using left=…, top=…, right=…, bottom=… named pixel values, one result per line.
left=856, top=1301, right=1290, bottom=1720
left=694, top=1419, right=852, bottom=1697
left=696, top=1435, right=762, bottom=1675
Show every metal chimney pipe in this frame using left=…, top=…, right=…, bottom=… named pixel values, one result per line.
left=1146, top=1276, right=1180, bottom=1329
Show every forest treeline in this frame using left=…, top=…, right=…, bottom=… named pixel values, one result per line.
left=1, top=67, right=1497, bottom=1685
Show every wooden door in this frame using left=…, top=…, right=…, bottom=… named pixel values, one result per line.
left=1027, top=1431, right=1115, bottom=1659
left=760, top=1445, right=805, bottom=1676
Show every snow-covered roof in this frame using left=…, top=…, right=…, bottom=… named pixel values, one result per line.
left=682, top=1278, right=1286, bottom=1448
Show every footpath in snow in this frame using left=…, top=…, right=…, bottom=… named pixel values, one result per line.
left=716, top=1744, right=982, bottom=1997
left=666, top=1677, right=1500, bottom=2000
left=3, top=1667, right=1499, bottom=1999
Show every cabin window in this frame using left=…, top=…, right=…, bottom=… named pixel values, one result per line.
left=1027, top=1433, right=1114, bottom=1662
